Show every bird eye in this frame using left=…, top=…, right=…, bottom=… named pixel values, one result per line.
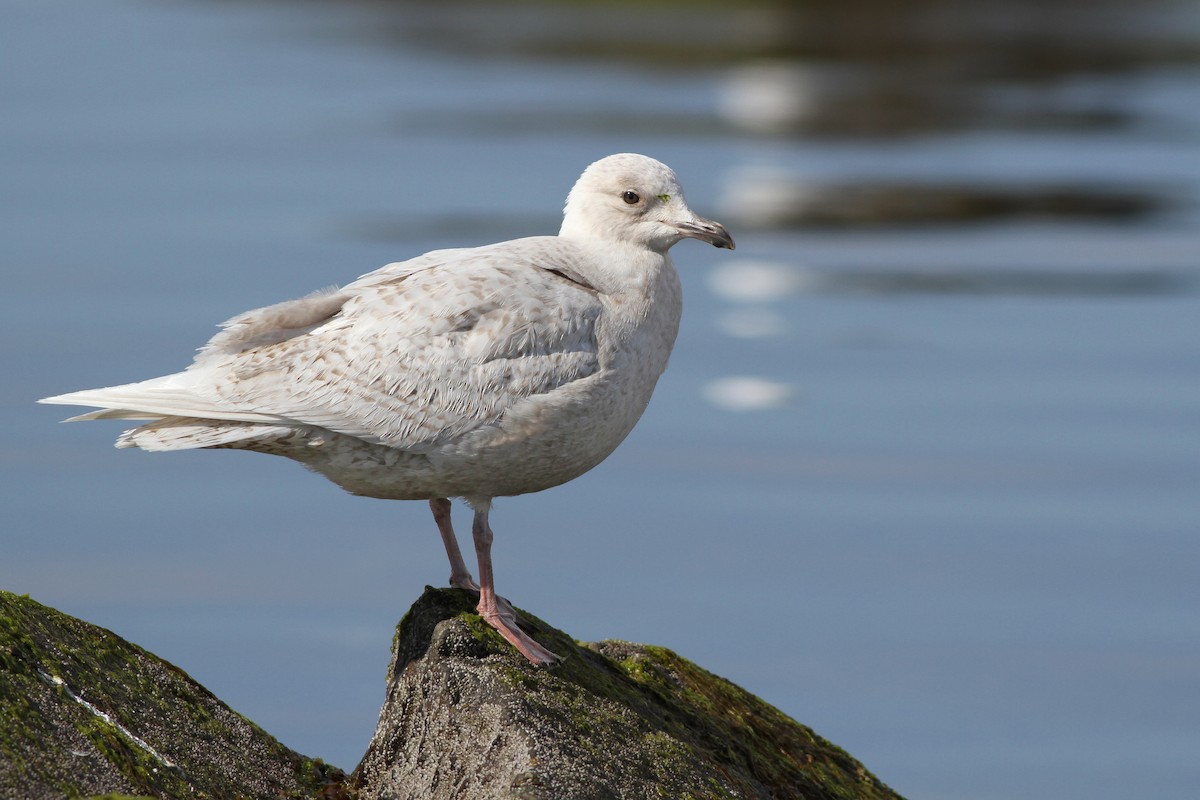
left=622, top=190, right=640, bottom=205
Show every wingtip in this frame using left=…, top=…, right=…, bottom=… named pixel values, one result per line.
left=37, top=393, right=89, bottom=417
left=38, top=395, right=79, bottom=415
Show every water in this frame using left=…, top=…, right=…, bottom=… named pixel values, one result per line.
left=3, top=1, right=1198, bottom=797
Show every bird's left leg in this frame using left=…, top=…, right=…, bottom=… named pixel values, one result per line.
left=429, top=497, right=477, bottom=591
left=469, top=500, right=561, bottom=666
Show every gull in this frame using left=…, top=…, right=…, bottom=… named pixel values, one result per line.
left=39, top=153, right=735, bottom=666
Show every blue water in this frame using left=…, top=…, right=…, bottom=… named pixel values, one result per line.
left=3, top=1, right=1198, bottom=797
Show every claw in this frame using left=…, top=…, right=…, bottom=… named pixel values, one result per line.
left=479, top=600, right=562, bottom=666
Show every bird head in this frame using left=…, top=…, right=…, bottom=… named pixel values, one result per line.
left=560, top=153, right=735, bottom=254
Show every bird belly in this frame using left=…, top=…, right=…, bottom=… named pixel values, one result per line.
left=252, top=365, right=657, bottom=501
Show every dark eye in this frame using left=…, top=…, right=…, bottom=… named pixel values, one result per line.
left=622, top=190, right=640, bottom=205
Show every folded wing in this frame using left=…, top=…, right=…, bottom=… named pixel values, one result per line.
left=41, top=239, right=604, bottom=454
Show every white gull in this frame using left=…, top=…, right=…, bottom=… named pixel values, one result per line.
left=39, top=153, right=735, bottom=666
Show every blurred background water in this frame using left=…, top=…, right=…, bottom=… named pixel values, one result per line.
left=3, top=0, right=1198, bottom=797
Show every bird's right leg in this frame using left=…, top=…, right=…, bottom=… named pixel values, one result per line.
left=429, top=497, right=478, bottom=591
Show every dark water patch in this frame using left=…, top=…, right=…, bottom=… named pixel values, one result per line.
left=278, top=1, right=1200, bottom=141
left=716, top=62, right=1147, bottom=138
left=352, top=0, right=1200, bottom=77
left=724, top=181, right=1175, bottom=230
left=802, top=267, right=1190, bottom=297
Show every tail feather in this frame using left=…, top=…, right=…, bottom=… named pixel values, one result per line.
left=117, top=417, right=297, bottom=452
left=39, top=374, right=283, bottom=425
left=62, top=408, right=170, bottom=422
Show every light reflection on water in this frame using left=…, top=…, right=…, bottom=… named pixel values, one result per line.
left=3, top=1, right=1198, bottom=798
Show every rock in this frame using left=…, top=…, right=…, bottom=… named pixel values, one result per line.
left=1, top=587, right=904, bottom=800
left=0, top=591, right=344, bottom=800
left=352, top=587, right=903, bottom=800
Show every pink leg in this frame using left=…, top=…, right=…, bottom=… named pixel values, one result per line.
left=429, top=498, right=522, bottom=621
left=470, top=502, right=560, bottom=666
left=429, top=498, right=477, bottom=591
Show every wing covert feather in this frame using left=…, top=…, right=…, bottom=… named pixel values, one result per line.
left=203, top=242, right=603, bottom=450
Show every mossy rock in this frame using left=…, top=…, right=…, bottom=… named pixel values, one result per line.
left=353, top=587, right=903, bottom=800
left=0, top=591, right=344, bottom=800
left=3, top=587, right=903, bottom=800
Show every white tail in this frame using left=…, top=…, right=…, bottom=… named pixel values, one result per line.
left=39, top=373, right=284, bottom=425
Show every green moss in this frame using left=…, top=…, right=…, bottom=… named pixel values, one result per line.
left=0, top=590, right=347, bottom=800
left=418, top=588, right=901, bottom=800
left=456, top=610, right=510, bottom=649
left=0, top=594, right=77, bottom=788
left=4, top=584, right=899, bottom=800
left=75, top=715, right=191, bottom=798
left=621, top=645, right=899, bottom=800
